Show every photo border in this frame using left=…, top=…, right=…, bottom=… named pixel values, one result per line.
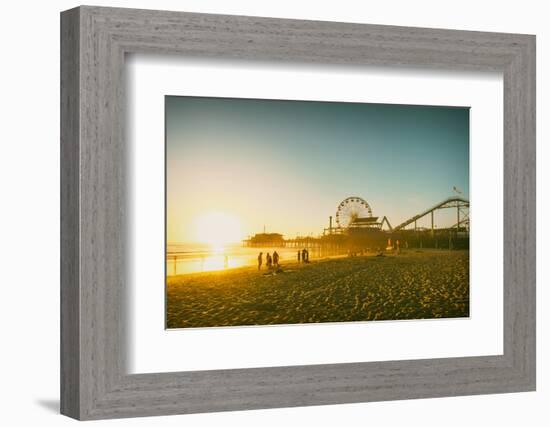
left=61, top=6, right=535, bottom=420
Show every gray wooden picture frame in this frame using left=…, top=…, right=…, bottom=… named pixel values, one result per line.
left=60, top=5, right=536, bottom=420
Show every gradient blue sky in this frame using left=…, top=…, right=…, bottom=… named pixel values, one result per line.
left=166, top=96, right=469, bottom=243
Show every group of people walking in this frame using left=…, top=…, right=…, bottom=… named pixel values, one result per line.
left=257, top=251, right=280, bottom=271
left=257, top=248, right=311, bottom=271
left=297, top=248, right=310, bottom=263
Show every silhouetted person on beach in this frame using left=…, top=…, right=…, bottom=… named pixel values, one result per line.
left=266, top=253, right=272, bottom=269
left=257, top=252, right=263, bottom=270
left=297, top=250, right=301, bottom=263
left=273, top=251, right=280, bottom=267
left=302, top=248, right=309, bottom=263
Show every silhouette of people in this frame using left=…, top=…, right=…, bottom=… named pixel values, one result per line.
left=273, top=251, right=279, bottom=267
left=257, top=252, right=263, bottom=270
left=301, top=248, right=309, bottom=263
left=266, top=253, right=272, bottom=269
left=297, top=250, right=301, bottom=263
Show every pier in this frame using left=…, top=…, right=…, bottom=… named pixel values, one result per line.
left=241, top=195, right=469, bottom=252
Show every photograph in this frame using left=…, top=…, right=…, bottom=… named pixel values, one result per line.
left=165, top=96, right=470, bottom=329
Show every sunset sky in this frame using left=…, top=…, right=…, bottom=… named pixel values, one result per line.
left=166, top=96, right=469, bottom=245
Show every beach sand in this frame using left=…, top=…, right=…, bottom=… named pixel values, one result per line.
left=166, top=250, right=469, bottom=329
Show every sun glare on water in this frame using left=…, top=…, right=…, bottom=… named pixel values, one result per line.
left=193, top=212, right=243, bottom=251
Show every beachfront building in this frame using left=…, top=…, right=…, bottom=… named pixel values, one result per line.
left=243, top=232, right=285, bottom=247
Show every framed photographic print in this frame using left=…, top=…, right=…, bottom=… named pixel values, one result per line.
left=61, top=6, right=536, bottom=420
left=165, top=96, right=471, bottom=329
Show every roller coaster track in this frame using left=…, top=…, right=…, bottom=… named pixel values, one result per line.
left=392, top=196, right=469, bottom=231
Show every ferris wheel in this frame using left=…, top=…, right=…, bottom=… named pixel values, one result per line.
left=335, top=196, right=373, bottom=228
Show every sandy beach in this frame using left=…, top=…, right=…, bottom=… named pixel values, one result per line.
left=166, top=249, right=469, bottom=328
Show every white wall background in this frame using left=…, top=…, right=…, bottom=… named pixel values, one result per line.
left=0, top=1, right=546, bottom=425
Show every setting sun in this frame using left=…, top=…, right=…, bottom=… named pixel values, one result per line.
left=192, top=212, right=243, bottom=249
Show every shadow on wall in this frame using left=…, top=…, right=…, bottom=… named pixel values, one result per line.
left=35, top=399, right=59, bottom=414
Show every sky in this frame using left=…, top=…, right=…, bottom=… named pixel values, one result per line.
left=166, top=96, right=469, bottom=244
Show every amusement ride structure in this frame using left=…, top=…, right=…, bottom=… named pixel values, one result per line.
left=326, top=196, right=392, bottom=234
left=324, top=195, right=469, bottom=235
left=244, top=192, right=469, bottom=250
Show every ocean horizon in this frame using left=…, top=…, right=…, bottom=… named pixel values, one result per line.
left=166, top=242, right=327, bottom=275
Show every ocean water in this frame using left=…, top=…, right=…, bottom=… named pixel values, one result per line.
left=166, top=243, right=324, bottom=276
